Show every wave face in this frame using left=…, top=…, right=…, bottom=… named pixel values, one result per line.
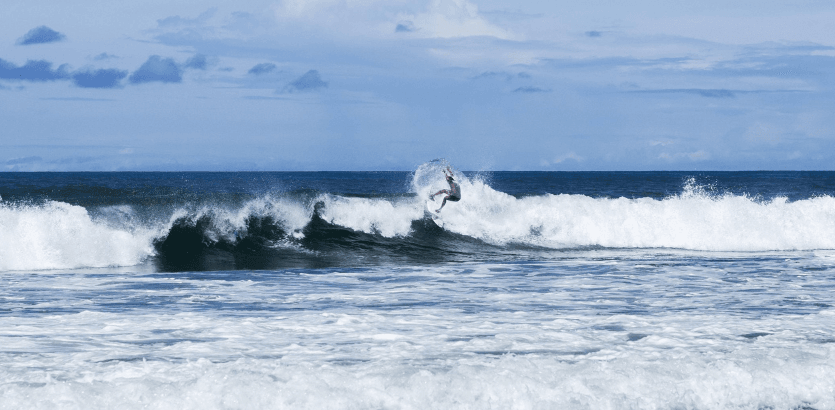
left=3, top=170, right=835, bottom=272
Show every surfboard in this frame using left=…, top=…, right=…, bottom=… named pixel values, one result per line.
left=426, top=199, right=444, bottom=227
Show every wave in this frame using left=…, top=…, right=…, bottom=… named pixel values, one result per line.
left=4, top=166, right=835, bottom=272
left=434, top=177, right=835, bottom=251
left=0, top=201, right=157, bottom=271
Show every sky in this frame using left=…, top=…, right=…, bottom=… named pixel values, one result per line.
left=2, top=0, right=835, bottom=171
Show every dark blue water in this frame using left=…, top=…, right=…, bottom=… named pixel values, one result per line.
left=3, top=171, right=835, bottom=206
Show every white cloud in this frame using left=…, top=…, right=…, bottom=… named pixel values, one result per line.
left=271, top=0, right=511, bottom=39
left=274, top=0, right=383, bottom=19
left=397, top=0, right=512, bottom=39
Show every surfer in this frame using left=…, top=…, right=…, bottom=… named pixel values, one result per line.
left=430, top=167, right=461, bottom=213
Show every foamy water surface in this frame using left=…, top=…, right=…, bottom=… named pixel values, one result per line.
left=2, top=170, right=835, bottom=409
left=2, top=251, right=834, bottom=409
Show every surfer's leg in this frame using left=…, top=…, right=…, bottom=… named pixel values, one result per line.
left=431, top=189, right=449, bottom=200
left=436, top=196, right=449, bottom=212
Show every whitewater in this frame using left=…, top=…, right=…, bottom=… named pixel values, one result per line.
left=1, top=169, right=834, bottom=409
left=3, top=168, right=835, bottom=272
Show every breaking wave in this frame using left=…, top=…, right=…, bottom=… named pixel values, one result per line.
left=4, top=165, right=835, bottom=272
left=0, top=201, right=157, bottom=271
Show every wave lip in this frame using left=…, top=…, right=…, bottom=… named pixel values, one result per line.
left=317, top=194, right=423, bottom=238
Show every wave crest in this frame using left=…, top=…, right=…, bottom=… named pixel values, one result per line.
left=0, top=201, right=156, bottom=271
left=434, top=177, right=835, bottom=251
left=4, top=172, right=835, bottom=272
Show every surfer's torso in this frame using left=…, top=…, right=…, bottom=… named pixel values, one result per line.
left=447, top=179, right=461, bottom=201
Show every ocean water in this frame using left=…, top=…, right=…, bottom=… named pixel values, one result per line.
left=1, top=166, right=834, bottom=409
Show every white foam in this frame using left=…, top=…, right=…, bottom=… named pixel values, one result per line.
left=6, top=174, right=835, bottom=272
left=0, top=201, right=157, bottom=271
left=318, top=194, right=423, bottom=237
left=423, top=177, right=835, bottom=251
left=1, top=352, right=833, bottom=410
left=0, top=195, right=315, bottom=271
left=1, top=252, right=834, bottom=409
left=171, top=195, right=313, bottom=243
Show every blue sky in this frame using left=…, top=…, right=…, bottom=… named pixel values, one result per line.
left=1, top=0, right=834, bottom=171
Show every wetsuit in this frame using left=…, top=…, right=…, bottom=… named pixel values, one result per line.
left=431, top=175, right=461, bottom=212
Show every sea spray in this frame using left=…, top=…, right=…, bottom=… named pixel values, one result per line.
left=0, top=201, right=156, bottom=271
left=431, top=177, right=835, bottom=251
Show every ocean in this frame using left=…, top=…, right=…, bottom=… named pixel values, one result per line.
left=1, top=165, right=834, bottom=409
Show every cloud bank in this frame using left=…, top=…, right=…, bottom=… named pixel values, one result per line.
left=0, top=59, right=69, bottom=81
left=0, top=53, right=208, bottom=89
